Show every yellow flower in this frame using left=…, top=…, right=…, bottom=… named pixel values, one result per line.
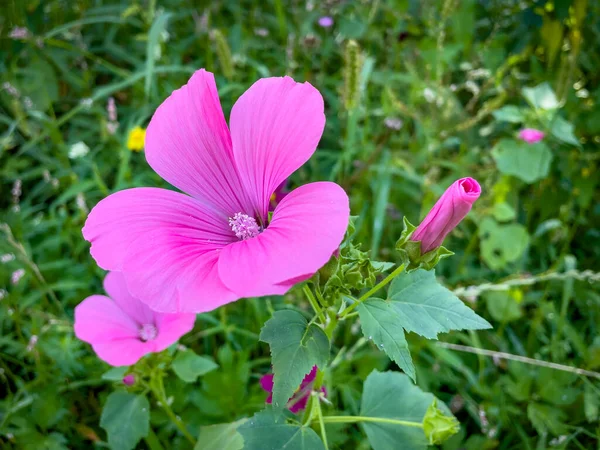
left=127, top=126, right=146, bottom=152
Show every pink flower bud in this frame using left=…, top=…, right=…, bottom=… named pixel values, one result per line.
left=411, top=178, right=481, bottom=254
left=122, top=374, right=135, bottom=386
left=518, top=128, right=545, bottom=144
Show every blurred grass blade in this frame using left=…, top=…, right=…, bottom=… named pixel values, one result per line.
left=145, top=12, right=172, bottom=98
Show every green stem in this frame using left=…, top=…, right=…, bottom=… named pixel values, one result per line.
left=340, top=264, right=405, bottom=318
left=151, top=374, right=195, bottom=445
left=303, top=285, right=326, bottom=324
left=318, top=415, right=423, bottom=428
left=314, top=393, right=329, bottom=449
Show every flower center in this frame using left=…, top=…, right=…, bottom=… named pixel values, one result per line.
left=139, top=323, right=158, bottom=342
left=228, top=212, right=261, bottom=240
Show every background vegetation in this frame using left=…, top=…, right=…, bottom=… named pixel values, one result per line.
left=1, top=0, right=599, bottom=449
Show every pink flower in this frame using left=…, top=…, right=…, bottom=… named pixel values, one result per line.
left=123, top=374, right=136, bottom=385
left=318, top=16, right=334, bottom=28
left=74, top=272, right=195, bottom=366
left=518, top=128, right=545, bottom=144
left=260, top=366, right=326, bottom=413
left=411, top=178, right=481, bottom=254
left=83, top=70, right=349, bottom=313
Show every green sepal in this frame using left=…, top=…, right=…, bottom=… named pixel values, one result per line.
left=422, top=399, right=460, bottom=445
left=316, top=217, right=394, bottom=303
left=395, top=217, right=454, bottom=271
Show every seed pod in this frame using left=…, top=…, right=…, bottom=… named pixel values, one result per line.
left=343, top=40, right=361, bottom=110
left=211, top=29, right=234, bottom=80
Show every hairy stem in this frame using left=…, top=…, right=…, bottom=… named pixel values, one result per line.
left=318, top=415, right=423, bottom=428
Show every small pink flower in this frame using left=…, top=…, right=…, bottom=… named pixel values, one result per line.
left=123, top=374, right=136, bottom=385
left=9, top=27, right=30, bottom=40
left=260, top=366, right=326, bottom=413
left=318, top=16, right=334, bottom=28
left=11, top=269, right=25, bottom=285
left=411, top=178, right=481, bottom=254
left=74, top=272, right=195, bottom=366
left=83, top=70, right=349, bottom=313
left=518, top=128, right=545, bottom=144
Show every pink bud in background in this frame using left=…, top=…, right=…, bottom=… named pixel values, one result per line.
left=518, top=128, right=545, bottom=144
left=123, top=374, right=135, bottom=386
left=318, top=16, right=334, bottom=28
left=411, top=178, right=481, bottom=254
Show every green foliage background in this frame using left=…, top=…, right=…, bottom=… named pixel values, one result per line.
left=1, top=0, right=599, bottom=449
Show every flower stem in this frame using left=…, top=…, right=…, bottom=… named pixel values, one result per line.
left=318, top=415, right=423, bottom=428
left=314, top=392, right=329, bottom=449
left=303, top=285, right=326, bottom=324
left=151, top=373, right=195, bottom=445
left=340, top=264, right=405, bottom=318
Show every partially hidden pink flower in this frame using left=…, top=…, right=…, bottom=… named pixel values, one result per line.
left=83, top=69, right=350, bottom=313
left=74, top=272, right=196, bottom=366
left=123, top=374, right=136, bottom=385
left=260, top=366, right=326, bottom=413
left=411, top=177, right=481, bottom=254
left=518, top=128, right=545, bottom=144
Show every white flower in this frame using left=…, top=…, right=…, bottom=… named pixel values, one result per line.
left=423, top=87, right=436, bottom=103
left=68, top=141, right=90, bottom=159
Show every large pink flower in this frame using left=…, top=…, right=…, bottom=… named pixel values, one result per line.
left=83, top=70, right=349, bottom=313
left=74, top=272, right=196, bottom=366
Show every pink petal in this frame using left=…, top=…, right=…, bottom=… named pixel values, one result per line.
left=103, top=271, right=154, bottom=325
left=123, top=232, right=237, bottom=313
left=145, top=69, right=253, bottom=214
left=260, top=373, right=274, bottom=392
left=153, top=313, right=196, bottom=351
left=92, top=339, right=153, bottom=367
left=74, top=295, right=138, bottom=344
left=218, top=182, right=349, bottom=297
left=83, top=187, right=233, bottom=270
left=83, top=188, right=238, bottom=313
left=229, top=77, right=325, bottom=221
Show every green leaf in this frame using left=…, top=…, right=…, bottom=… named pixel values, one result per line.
left=360, top=370, right=456, bottom=450
left=357, top=299, right=415, bottom=381
left=492, top=105, right=525, bottom=123
left=584, top=383, right=599, bottom=422
left=550, top=116, right=580, bottom=147
left=100, top=392, right=149, bottom=450
left=479, top=217, right=530, bottom=270
left=172, top=350, right=218, bottom=383
left=195, top=419, right=247, bottom=450
left=527, top=402, right=567, bottom=435
left=492, top=139, right=553, bottom=183
left=522, top=82, right=559, bottom=110
left=387, top=270, right=491, bottom=339
left=238, top=408, right=325, bottom=450
left=484, top=291, right=523, bottom=322
left=101, top=366, right=129, bottom=381
left=260, top=310, right=330, bottom=408
left=491, top=202, right=516, bottom=222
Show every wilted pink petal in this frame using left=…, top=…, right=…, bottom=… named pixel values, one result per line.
left=74, top=272, right=195, bottom=366
left=260, top=366, right=326, bottom=413
left=84, top=70, right=349, bottom=313
left=411, top=178, right=481, bottom=254
left=518, top=128, right=545, bottom=144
